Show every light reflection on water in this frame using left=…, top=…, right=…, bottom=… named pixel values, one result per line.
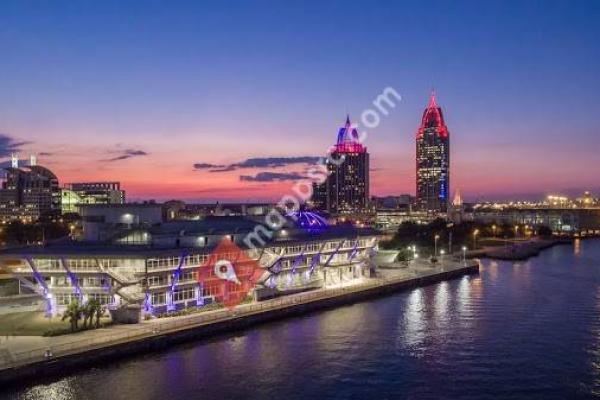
left=6, top=239, right=600, bottom=400
left=403, top=288, right=427, bottom=350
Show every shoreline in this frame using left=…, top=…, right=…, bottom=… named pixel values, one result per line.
left=0, top=259, right=479, bottom=386
left=468, top=237, right=574, bottom=261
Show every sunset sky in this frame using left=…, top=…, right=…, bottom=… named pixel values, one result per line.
left=0, top=0, right=599, bottom=202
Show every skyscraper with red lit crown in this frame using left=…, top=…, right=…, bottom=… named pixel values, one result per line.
left=416, top=91, right=450, bottom=213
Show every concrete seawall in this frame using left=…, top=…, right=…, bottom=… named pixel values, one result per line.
left=0, top=261, right=479, bottom=386
left=469, top=238, right=573, bottom=261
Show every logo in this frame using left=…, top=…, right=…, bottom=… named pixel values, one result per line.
left=198, top=238, right=264, bottom=309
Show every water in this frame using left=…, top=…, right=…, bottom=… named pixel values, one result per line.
left=5, top=239, right=600, bottom=400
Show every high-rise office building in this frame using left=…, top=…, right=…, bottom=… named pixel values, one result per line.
left=312, top=116, right=369, bottom=214
left=62, top=182, right=126, bottom=214
left=0, top=155, right=61, bottom=221
left=416, top=92, right=450, bottom=213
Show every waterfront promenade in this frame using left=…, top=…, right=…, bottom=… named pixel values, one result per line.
left=0, top=258, right=478, bottom=384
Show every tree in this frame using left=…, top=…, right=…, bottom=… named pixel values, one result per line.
left=61, top=300, right=83, bottom=332
left=82, top=301, right=93, bottom=329
left=86, top=299, right=104, bottom=328
left=95, top=304, right=105, bottom=328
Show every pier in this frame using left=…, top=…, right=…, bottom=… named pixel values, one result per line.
left=0, top=258, right=478, bottom=385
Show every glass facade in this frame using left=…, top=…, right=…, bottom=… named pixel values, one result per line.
left=416, top=93, right=450, bottom=213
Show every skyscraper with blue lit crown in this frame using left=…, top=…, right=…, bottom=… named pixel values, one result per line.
left=312, top=116, right=370, bottom=214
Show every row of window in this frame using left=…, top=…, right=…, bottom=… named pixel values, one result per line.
left=28, top=259, right=126, bottom=271
left=172, top=288, right=196, bottom=302
left=150, top=287, right=217, bottom=305
left=53, top=276, right=109, bottom=287
left=147, top=251, right=250, bottom=270
left=54, top=293, right=113, bottom=306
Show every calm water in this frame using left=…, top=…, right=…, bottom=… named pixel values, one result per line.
left=5, top=239, right=600, bottom=400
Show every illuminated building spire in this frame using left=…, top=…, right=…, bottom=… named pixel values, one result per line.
left=453, top=189, right=463, bottom=207
left=428, top=89, right=437, bottom=108
left=417, top=90, right=449, bottom=138
left=335, top=115, right=365, bottom=153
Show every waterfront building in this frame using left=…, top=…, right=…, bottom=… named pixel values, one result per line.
left=0, top=213, right=380, bottom=318
left=471, top=203, right=600, bottom=236
left=311, top=116, right=370, bottom=215
left=62, top=182, right=125, bottom=214
left=371, top=194, right=440, bottom=233
left=0, top=155, right=61, bottom=222
left=374, top=210, right=435, bottom=233
left=416, top=92, right=450, bottom=214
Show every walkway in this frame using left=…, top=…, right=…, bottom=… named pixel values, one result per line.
left=0, top=258, right=477, bottom=372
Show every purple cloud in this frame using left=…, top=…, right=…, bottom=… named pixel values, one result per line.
left=194, top=156, right=321, bottom=172
left=239, top=171, right=307, bottom=182
left=104, top=149, right=149, bottom=162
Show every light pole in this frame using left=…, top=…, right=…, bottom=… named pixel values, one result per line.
left=407, top=245, right=417, bottom=263
left=473, top=229, right=479, bottom=250
left=492, top=224, right=497, bottom=237
left=447, top=222, right=454, bottom=254
left=462, top=246, right=467, bottom=264
left=434, top=234, right=440, bottom=259
left=514, top=225, right=519, bottom=239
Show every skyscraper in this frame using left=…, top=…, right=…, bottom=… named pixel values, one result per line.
left=312, top=116, right=370, bottom=214
left=416, top=92, right=450, bottom=213
left=0, top=155, right=61, bottom=221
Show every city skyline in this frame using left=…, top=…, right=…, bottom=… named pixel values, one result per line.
left=1, top=0, right=599, bottom=202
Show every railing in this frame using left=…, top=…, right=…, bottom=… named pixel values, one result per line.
left=0, top=261, right=477, bottom=371
left=105, top=268, right=139, bottom=286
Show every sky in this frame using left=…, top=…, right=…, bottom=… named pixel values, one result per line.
left=0, top=0, right=599, bottom=202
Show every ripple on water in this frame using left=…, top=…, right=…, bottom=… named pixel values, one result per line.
left=6, top=239, right=600, bottom=400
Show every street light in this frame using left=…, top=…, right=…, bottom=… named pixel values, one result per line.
left=473, top=229, right=480, bottom=250
left=492, top=224, right=497, bottom=237
left=407, top=245, right=417, bottom=262
left=514, top=225, right=519, bottom=239
left=434, top=234, right=440, bottom=258
left=462, top=246, right=467, bottom=264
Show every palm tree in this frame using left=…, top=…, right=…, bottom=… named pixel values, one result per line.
left=85, top=300, right=103, bottom=329
left=93, top=302, right=105, bottom=328
left=83, top=301, right=95, bottom=329
left=85, top=299, right=101, bottom=329
left=61, top=300, right=82, bottom=332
